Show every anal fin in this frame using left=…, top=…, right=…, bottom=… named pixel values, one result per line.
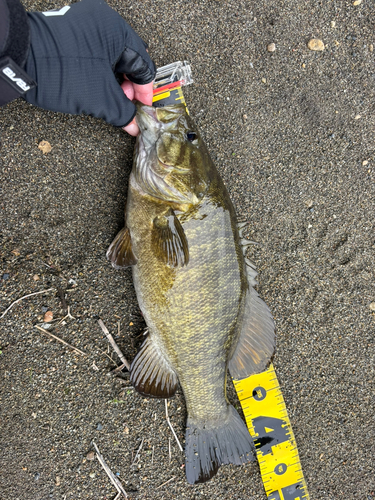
left=106, top=227, right=137, bottom=269
left=228, top=287, right=275, bottom=380
left=130, top=336, right=178, bottom=398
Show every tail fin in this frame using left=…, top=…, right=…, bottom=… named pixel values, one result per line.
left=185, top=405, right=255, bottom=484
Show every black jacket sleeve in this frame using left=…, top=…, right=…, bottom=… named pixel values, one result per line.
left=0, top=0, right=35, bottom=106
left=24, top=0, right=155, bottom=127
left=1, top=0, right=156, bottom=127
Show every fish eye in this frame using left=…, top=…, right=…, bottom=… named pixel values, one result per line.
left=186, top=131, right=197, bottom=142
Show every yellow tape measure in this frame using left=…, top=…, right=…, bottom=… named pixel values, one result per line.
left=233, top=364, right=310, bottom=500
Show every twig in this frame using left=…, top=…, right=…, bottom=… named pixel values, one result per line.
left=56, top=305, right=75, bottom=327
left=132, top=438, right=144, bottom=465
left=110, top=363, right=127, bottom=373
left=151, top=445, right=154, bottom=465
left=92, top=442, right=127, bottom=499
left=98, top=319, right=130, bottom=370
left=34, top=325, right=87, bottom=356
left=1, top=288, right=55, bottom=319
left=156, top=476, right=175, bottom=490
left=98, top=348, right=118, bottom=367
left=169, top=437, right=171, bottom=463
left=56, top=287, right=68, bottom=312
left=165, top=400, right=183, bottom=452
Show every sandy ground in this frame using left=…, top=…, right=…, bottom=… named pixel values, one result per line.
left=1, top=0, right=374, bottom=499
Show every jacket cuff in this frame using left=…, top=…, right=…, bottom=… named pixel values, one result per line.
left=0, top=0, right=35, bottom=106
left=0, top=0, right=30, bottom=67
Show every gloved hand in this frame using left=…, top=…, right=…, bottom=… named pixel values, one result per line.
left=24, top=0, right=156, bottom=135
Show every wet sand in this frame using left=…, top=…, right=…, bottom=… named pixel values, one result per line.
left=1, top=0, right=374, bottom=498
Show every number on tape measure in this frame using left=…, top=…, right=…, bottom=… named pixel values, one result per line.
left=233, top=364, right=310, bottom=500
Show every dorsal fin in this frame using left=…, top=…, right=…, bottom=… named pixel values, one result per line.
left=229, top=286, right=275, bottom=380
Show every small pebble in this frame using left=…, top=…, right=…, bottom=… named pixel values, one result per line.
left=42, top=306, right=49, bottom=313
left=2, top=273, right=10, bottom=280
left=308, top=39, right=325, bottom=51
left=261, top=77, right=267, bottom=84
left=124, top=425, right=129, bottom=434
left=354, top=115, right=361, bottom=120
left=34, top=473, right=40, bottom=481
left=362, top=160, right=369, bottom=166
left=89, top=472, right=96, bottom=479
left=242, top=114, right=248, bottom=121
left=305, top=200, right=314, bottom=209
left=43, top=311, right=53, bottom=322
left=267, top=43, right=276, bottom=52
left=97, top=423, right=103, bottom=431
left=86, top=451, right=95, bottom=461
left=369, top=303, right=375, bottom=311
left=353, top=0, right=362, bottom=5
left=370, top=44, right=374, bottom=52
left=40, top=323, right=52, bottom=330
left=11, top=248, right=20, bottom=256
left=55, top=476, right=61, bottom=486
left=331, top=21, right=336, bottom=28
left=38, top=140, right=52, bottom=154
left=33, top=274, right=40, bottom=281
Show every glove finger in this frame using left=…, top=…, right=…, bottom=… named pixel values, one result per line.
left=115, top=47, right=156, bottom=85
left=90, top=70, right=137, bottom=127
left=25, top=58, right=136, bottom=128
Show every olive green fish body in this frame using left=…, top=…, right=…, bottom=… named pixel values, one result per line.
left=107, top=104, right=275, bottom=484
left=128, top=182, right=244, bottom=420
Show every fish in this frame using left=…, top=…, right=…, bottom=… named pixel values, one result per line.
left=107, top=103, right=275, bottom=484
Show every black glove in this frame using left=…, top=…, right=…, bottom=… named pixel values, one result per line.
left=24, top=0, right=156, bottom=127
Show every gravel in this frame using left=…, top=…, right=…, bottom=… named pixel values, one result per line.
left=1, top=0, right=374, bottom=499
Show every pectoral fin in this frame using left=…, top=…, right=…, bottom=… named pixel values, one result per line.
left=106, top=227, right=137, bottom=269
left=130, top=336, right=178, bottom=398
left=228, top=287, right=275, bottom=380
left=152, top=209, right=189, bottom=267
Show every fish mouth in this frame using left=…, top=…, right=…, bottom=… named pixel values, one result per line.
left=134, top=103, right=197, bottom=204
left=135, top=104, right=160, bottom=146
left=136, top=103, right=189, bottom=173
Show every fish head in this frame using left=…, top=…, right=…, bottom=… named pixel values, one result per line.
left=134, top=103, right=212, bottom=206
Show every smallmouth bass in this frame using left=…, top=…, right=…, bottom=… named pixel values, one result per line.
left=107, top=103, right=275, bottom=484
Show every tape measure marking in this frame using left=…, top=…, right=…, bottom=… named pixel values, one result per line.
left=233, top=364, right=310, bottom=500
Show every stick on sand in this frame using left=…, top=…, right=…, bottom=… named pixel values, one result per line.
left=34, top=325, right=87, bottom=356
left=165, top=399, right=183, bottom=452
left=1, top=288, right=55, bottom=319
left=92, top=441, right=128, bottom=499
left=98, top=319, right=130, bottom=370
